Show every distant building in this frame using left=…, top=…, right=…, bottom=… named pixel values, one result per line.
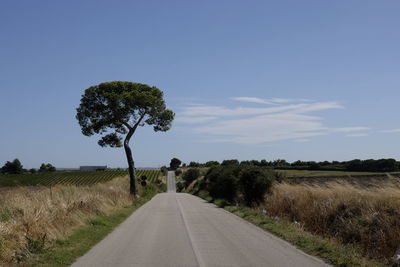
left=79, top=166, right=107, bottom=171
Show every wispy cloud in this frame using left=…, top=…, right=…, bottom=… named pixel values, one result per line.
left=333, top=127, right=370, bottom=132
left=175, top=116, right=217, bottom=124
left=175, top=97, right=369, bottom=144
left=231, top=97, right=311, bottom=105
left=346, top=133, right=369, bottom=137
left=381, top=129, right=400, bottom=133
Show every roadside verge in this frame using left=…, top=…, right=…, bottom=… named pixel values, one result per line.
left=195, top=191, right=384, bottom=267
left=29, top=185, right=161, bottom=267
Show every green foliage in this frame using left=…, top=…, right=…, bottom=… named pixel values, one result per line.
left=188, top=161, right=201, bottom=167
left=26, top=234, right=47, bottom=254
left=182, top=168, right=200, bottom=185
left=29, top=168, right=37, bottom=174
left=169, top=158, right=181, bottom=170
left=202, top=164, right=275, bottom=206
left=1, top=159, right=24, bottom=174
left=176, top=181, right=185, bottom=192
left=39, top=163, right=56, bottom=172
left=0, top=208, right=12, bottom=222
left=214, top=198, right=230, bottom=208
left=238, top=166, right=273, bottom=206
left=160, top=166, right=168, bottom=175
left=221, top=159, right=239, bottom=166
left=205, top=161, right=219, bottom=167
left=76, top=81, right=174, bottom=147
left=174, top=169, right=182, bottom=176
left=206, top=165, right=239, bottom=202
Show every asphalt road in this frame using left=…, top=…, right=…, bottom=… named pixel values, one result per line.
left=72, top=171, right=329, bottom=267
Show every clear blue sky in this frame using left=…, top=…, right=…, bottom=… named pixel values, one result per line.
left=1, top=0, right=399, bottom=168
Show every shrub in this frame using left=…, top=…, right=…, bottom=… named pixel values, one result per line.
left=176, top=181, right=185, bottom=192
left=182, top=168, right=200, bottom=185
left=238, top=166, right=273, bottom=206
left=206, top=165, right=239, bottom=202
left=175, top=169, right=182, bottom=176
left=214, top=198, right=230, bottom=208
left=160, top=166, right=168, bottom=175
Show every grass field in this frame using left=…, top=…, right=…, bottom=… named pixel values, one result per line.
left=276, top=169, right=400, bottom=177
left=0, top=169, right=161, bottom=187
left=0, top=174, right=164, bottom=265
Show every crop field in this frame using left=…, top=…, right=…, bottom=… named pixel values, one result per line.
left=276, top=169, right=400, bottom=177
left=0, top=169, right=161, bottom=187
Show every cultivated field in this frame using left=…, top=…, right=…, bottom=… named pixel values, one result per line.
left=0, top=169, right=161, bottom=187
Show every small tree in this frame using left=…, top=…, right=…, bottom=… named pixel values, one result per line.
left=169, top=158, right=181, bottom=170
left=238, top=166, right=273, bottom=206
left=1, top=159, right=24, bottom=174
left=182, top=168, right=200, bottom=185
left=39, top=163, right=56, bottom=172
left=76, top=81, right=174, bottom=195
left=206, top=165, right=239, bottom=202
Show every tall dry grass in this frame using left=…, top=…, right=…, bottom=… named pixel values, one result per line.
left=264, top=180, right=400, bottom=259
left=0, top=176, right=133, bottom=264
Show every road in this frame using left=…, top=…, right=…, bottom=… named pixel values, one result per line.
left=72, top=171, right=329, bottom=267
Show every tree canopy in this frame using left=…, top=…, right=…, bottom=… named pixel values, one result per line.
left=1, top=159, right=24, bottom=174
left=169, top=158, right=181, bottom=170
left=76, top=81, right=174, bottom=194
left=39, top=163, right=56, bottom=172
left=76, top=81, right=174, bottom=148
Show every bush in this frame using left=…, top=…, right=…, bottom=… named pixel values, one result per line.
left=214, top=198, right=230, bottom=208
left=182, top=168, right=200, bottom=185
left=205, top=165, right=239, bottom=202
left=160, top=166, right=168, bottom=175
left=238, top=166, right=274, bottom=206
left=176, top=181, right=185, bottom=192
left=175, top=169, right=182, bottom=176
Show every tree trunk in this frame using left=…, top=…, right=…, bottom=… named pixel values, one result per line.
left=124, top=130, right=136, bottom=195
left=124, top=142, right=136, bottom=195
left=123, top=113, right=146, bottom=195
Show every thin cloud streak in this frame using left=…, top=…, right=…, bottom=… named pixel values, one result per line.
left=176, top=97, right=369, bottom=144
left=381, top=129, right=400, bottom=133
left=231, top=97, right=312, bottom=105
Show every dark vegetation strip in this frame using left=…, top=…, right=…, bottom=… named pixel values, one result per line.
left=29, top=184, right=162, bottom=267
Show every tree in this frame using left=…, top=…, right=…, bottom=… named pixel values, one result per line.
left=169, top=158, right=181, bottom=170
left=238, top=166, right=273, bottom=206
left=1, top=159, right=24, bottom=174
left=182, top=168, right=200, bottom=185
left=39, top=163, right=56, bottom=172
left=76, top=81, right=174, bottom=195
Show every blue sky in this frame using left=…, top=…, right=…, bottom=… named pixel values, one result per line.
left=1, top=0, right=400, bottom=168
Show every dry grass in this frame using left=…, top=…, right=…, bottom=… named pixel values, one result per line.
left=263, top=180, right=400, bottom=260
left=0, top=176, right=134, bottom=264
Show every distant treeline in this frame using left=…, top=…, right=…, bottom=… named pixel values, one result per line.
left=186, top=158, right=400, bottom=172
